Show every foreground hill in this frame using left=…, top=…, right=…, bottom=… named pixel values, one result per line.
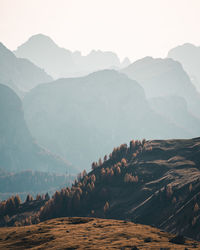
left=121, top=57, right=200, bottom=118
left=37, top=137, right=200, bottom=240
left=0, top=83, right=74, bottom=174
left=168, top=43, right=200, bottom=91
left=0, top=42, right=52, bottom=93
left=23, top=70, right=189, bottom=169
left=0, top=217, right=198, bottom=249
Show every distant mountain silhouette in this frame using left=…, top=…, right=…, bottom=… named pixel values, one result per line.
left=168, top=43, right=200, bottom=91
left=0, top=42, right=52, bottom=93
left=122, top=57, right=200, bottom=118
left=0, top=83, right=74, bottom=173
left=23, top=70, right=192, bottom=170
left=14, top=34, right=130, bottom=79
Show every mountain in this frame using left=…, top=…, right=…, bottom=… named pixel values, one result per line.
left=0, top=42, right=52, bottom=93
left=121, top=57, right=200, bottom=118
left=148, top=95, right=200, bottom=136
left=0, top=217, right=198, bottom=249
left=0, top=83, right=74, bottom=174
left=14, top=34, right=129, bottom=78
left=168, top=43, right=200, bottom=91
left=71, top=49, right=122, bottom=75
left=23, top=70, right=193, bottom=170
left=38, top=137, right=200, bottom=241
left=14, top=34, right=76, bottom=79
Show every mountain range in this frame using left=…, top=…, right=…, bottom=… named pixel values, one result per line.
left=14, top=34, right=130, bottom=79
left=121, top=56, right=200, bottom=119
left=1, top=34, right=200, bottom=247
left=22, top=69, right=195, bottom=170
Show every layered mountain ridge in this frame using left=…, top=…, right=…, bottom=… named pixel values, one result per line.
left=14, top=34, right=130, bottom=79
left=0, top=42, right=52, bottom=93
left=122, top=56, right=200, bottom=119
left=168, top=43, right=200, bottom=91
left=0, top=83, right=74, bottom=174
left=23, top=70, right=193, bottom=170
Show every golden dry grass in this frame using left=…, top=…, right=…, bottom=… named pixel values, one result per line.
left=0, top=217, right=198, bottom=249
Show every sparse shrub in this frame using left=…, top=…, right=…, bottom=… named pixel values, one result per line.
left=36, top=194, right=42, bottom=201
left=14, top=195, right=21, bottom=208
left=166, top=185, right=173, bottom=198
left=91, top=174, right=96, bottom=183
left=115, top=166, right=121, bottom=175
left=172, top=197, right=177, bottom=204
left=104, top=201, right=109, bottom=213
left=194, top=203, right=199, bottom=212
left=104, top=155, right=108, bottom=162
left=124, top=173, right=138, bottom=183
left=192, top=217, right=197, bottom=226
left=101, top=168, right=106, bottom=177
left=92, top=162, right=98, bottom=170
left=121, top=158, right=127, bottom=167
left=26, top=194, right=34, bottom=203
left=189, top=184, right=192, bottom=192
left=132, top=152, right=137, bottom=158
left=98, top=158, right=103, bottom=166
left=45, top=193, right=50, bottom=200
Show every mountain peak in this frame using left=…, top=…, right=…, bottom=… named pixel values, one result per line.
left=17, top=34, right=58, bottom=51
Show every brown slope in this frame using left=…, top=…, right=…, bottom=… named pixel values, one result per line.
left=0, top=217, right=198, bottom=249
left=38, top=137, right=200, bottom=241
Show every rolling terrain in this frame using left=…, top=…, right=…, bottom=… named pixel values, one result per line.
left=1, top=137, right=200, bottom=242
left=0, top=217, right=198, bottom=249
left=37, top=137, right=200, bottom=240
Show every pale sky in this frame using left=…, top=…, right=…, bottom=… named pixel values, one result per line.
left=1, top=0, right=200, bottom=61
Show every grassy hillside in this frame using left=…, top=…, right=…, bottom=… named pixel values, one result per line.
left=38, top=137, right=200, bottom=240
left=1, top=137, right=200, bottom=241
left=0, top=217, right=198, bottom=249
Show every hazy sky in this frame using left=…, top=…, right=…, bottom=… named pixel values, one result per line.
left=1, top=0, right=200, bottom=61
